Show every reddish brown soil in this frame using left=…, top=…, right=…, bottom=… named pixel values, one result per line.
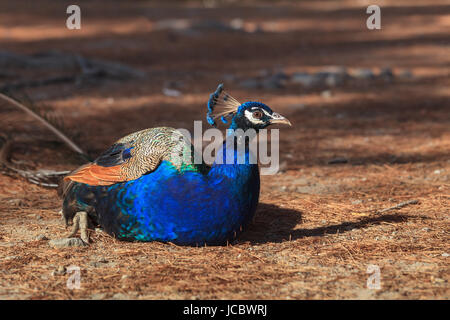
left=0, top=0, right=448, bottom=299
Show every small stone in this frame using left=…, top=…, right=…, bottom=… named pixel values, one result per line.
left=293, top=177, right=309, bottom=185
left=379, top=67, right=394, bottom=82
left=321, top=90, right=332, bottom=98
left=398, top=70, right=413, bottom=79
left=239, top=78, right=260, bottom=89
left=273, top=70, right=289, bottom=81
left=441, top=253, right=449, bottom=257
left=314, top=71, right=330, bottom=81
left=352, top=200, right=362, bottom=205
left=191, top=20, right=234, bottom=32
left=91, top=293, right=107, bottom=300
left=353, top=68, right=375, bottom=80
left=229, top=18, right=244, bottom=30
left=111, top=293, right=129, bottom=300
left=89, top=257, right=109, bottom=267
left=291, top=72, right=318, bottom=87
left=155, top=19, right=190, bottom=31
left=431, top=277, right=446, bottom=283
left=52, top=266, right=66, bottom=276
left=89, top=262, right=102, bottom=268
left=325, top=72, right=347, bottom=87
left=162, top=87, right=181, bottom=97
left=34, top=234, right=49, bottom=241
left=433, top=169, right=442, bottom=175
left=324, top=66, right=347, bottom=74
left=261, top=75, right=285, bottom=89
left=328, top=157, right=348, bottom=164
left=49, top=238, right=87, bottom=248
left=421, top=227, right=430, bottom=232
left=296, top=186, right=314, bottom=194
left=278, top=161, right=288, bottom=173
left=8, top=199, right=24, bottom=206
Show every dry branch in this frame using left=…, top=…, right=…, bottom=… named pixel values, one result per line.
left=0, top=51, right=146, bottom=92
left=375, top=199, right=419, bottom=214
left=0, top=93, right=86, bottom=156
left=0, top=136, right=69, bottom=188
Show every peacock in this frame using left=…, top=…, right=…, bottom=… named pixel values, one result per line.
left=60, top=84, right=291, bottom=245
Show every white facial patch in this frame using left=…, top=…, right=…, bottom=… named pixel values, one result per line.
left=244, top=109, right=272, bottom=125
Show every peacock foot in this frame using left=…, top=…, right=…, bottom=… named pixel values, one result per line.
left=65, top=211, right=90, bottom=244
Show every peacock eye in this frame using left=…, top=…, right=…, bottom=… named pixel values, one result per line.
left=252, top=110, right=263, bottom=119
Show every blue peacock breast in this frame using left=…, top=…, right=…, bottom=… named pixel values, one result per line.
left=92, top=161, right=260, bottom=245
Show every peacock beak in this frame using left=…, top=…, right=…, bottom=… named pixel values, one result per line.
left=270, top=113, right=292, bottom=126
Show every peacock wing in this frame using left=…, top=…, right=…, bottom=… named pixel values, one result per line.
left=63, top=127, right=197, bottom=187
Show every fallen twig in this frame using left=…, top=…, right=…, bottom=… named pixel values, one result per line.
left=375, top=199, right=419, bottom=214
left=0, top=135, right=70, bottom=188
left=0, top=51, right=146, bottom=92
left=0, top=93, right=86, bottom=156
left=0, top=75, right=77, bottom=92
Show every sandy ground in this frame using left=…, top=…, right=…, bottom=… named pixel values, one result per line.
left=0, top=0, right=449, bottom=299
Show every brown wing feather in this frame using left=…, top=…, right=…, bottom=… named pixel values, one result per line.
left=62, top=127, right=195, bottom=189
left=64, top=163, right=123, bottom=186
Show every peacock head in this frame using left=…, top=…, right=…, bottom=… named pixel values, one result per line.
left=206, top=84, right=291, bottom=131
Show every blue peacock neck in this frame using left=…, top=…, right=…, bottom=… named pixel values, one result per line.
left=208, top=123, right=259, bottom=180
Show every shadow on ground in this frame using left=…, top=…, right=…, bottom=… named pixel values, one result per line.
left=239, top=202, right=411, bottom=244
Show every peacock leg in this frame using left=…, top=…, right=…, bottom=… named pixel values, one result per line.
left=66, top=211, right=89, bottom=244
left=59, top=209, right=69, bottom=227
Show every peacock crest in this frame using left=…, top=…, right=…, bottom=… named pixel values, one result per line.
left=206, top=84, right=242, bottom=127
